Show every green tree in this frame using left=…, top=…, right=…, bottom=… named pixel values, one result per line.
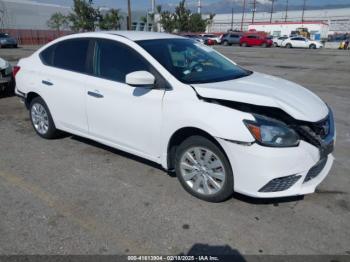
left=68, top=0, right=100, bottom=32
left=158, top=0, right=212, bottom=33
left=188, top=13, right=206, bottom=32
left=174, top=0, right=191, bottom=32
left=159, top=11, right=175, bottom=33
left=99, top=9, right=123, bottom=30
left=47, top=12, right=69, bottom=31
left=156, top=5, right=162, bottom=14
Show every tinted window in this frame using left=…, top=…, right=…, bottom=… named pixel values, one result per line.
left=51, top=39, right=90, bottom=73
left=40, top=44, right=56, bottom=66
left=247, top=35, right=257, bottom=39
left=230, top=34, right=239, bottom=38
left=137, top=39, right=252, bottom=84
left=94, top=39, right=151, bottom=83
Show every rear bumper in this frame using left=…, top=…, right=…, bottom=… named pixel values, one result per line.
left=218, top=139, right=334, bottom=198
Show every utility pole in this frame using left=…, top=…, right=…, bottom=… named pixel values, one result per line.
left=230, top=7, right=234, bottom=30
left=197, top=0, right=201, bottom=14
left=241, top=0, right=246, bottom=31
left=251, top=0, right=257, bottom=24
left=269, top=0, right=276, bottom=24
left=301, top=0, right=307, bottom=23
left=284, top=0, right=288, bottom=22
left=127, top=0, right=132, bottom=30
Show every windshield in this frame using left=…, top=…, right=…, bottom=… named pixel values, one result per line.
left=137, top=39, right=252, bottom=84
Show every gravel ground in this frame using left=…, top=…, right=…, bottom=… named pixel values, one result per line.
left=0, top=45, right=349, bottom=256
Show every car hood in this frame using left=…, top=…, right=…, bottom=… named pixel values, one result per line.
left=191, top=72, right=328, bottom=122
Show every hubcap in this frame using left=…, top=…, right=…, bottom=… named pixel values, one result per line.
left=31, top=103, right=49, bottom=135
left=179, top=147, right=226, bottom=195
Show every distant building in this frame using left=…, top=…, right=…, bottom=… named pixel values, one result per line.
left=0, top=0, right=154, bottom=31
left=248, top=21, right=329, bottom=40
left=211, top=8, right=350, bottom=35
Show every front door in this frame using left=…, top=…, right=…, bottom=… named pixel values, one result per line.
left=85, top=39, right=166, bottom=161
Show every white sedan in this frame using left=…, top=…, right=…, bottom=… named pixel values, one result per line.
left=273, top=36, right=289, bottom=47
left=281, top=37, right=323, bottom=49
left=14, top=32, right=334, bottom=202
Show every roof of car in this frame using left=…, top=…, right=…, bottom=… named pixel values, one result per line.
left=101, top=31, right=184, bottom=41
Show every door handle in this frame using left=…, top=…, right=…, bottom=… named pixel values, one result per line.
left=87, top=91, right=104, bottom=98
left=42, top=80, right=53, bottom=86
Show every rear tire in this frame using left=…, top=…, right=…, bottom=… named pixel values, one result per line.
left=175, top=136, right=234, bottom=202
left=29, top=97, right=59, bottom=139
left=286, top=43, right=292, bottom=48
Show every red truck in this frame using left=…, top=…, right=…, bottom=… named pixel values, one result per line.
left=239, top=33, right=273, bottom=47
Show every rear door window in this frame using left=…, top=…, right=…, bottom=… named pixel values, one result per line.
left=53, top=39, right=90, bottom=73
left=40, top=38, right=90, bottom=73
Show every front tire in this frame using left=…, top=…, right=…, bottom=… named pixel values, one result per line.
left=29, top=97, right=59, bottom=139
left=309, top=44, right=316, bottom=49
left=175, top=136, right=234, bottom=202
left=286, top=43, right=292, bottom=48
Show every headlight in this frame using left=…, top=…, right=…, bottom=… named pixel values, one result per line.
left=244, top=115, right=299, bottom=147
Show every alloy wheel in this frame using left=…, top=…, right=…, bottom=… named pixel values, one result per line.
left=31, top=103, right=49, bottom=135
left=179, top=147, right=226, bottom=195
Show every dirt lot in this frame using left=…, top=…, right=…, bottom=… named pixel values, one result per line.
left=0, top=45, right=349, bottom=256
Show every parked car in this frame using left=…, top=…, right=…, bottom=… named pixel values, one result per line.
left=0, top=33, right=18, bottom=48
left=221, top=33, right=242, bottom=46
left=183, top=34, right=205, bottom=44
left=239, top=34, right=273, bottom=47
left=200, top=34, right=221, bottom=44
left=15, top=32, right=335, bottom=202
left=273, top=36, right=289, bottom=47
left=281, top=37, right=323, bottom=49
left=0, top=57, right=14, bottom=95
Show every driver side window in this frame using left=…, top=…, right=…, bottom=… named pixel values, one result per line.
left=93, top=39, right=150, bottom=83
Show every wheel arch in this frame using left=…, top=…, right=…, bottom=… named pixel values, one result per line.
left=25, top=92, right=40, bottom=109
left=166, top=127, right=230, bottom=171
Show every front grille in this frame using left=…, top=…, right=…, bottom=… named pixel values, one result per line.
left=259, top=175, right=301, bottom=192
left=294, top=113, right=333, bottom=149
left=304, top=157, right=328, bottom=183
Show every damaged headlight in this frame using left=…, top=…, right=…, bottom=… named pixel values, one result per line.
left=244, top=115, right=299, bottom=147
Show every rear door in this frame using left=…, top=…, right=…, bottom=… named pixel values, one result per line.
left=38, top=38, right=91, bottom=134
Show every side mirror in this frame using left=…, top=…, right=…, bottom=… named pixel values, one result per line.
left=125, top=71, right=155, bottom=88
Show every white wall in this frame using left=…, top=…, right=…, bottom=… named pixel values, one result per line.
left=211, top=8, right=350, bottom=35
left=248, top=23, right=329, bottom=39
